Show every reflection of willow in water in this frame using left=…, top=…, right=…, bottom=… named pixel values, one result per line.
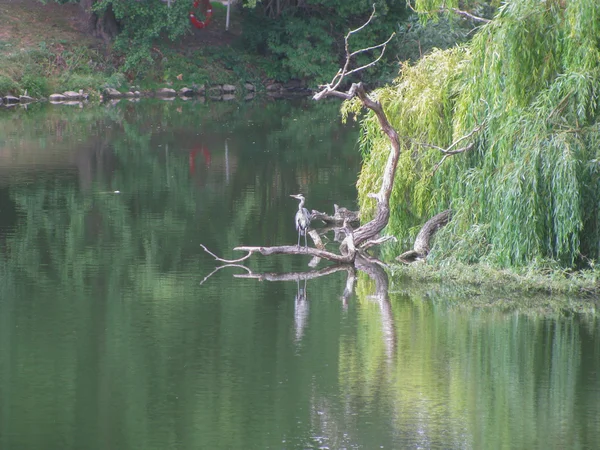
left=338, top=279, right=600, bottom=449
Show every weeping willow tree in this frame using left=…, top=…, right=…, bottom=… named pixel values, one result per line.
left=354, top=0, right=600, bottom=268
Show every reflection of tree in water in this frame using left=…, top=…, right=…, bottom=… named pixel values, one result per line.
left=208, top=225, right=599, bottom=449
left=339, top=280, right=599, bottom=448
left=4, top=101, right=596, bottom=449
left=294, top=278, right=309, bottom=343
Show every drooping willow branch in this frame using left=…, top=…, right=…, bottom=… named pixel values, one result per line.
left=451, top=8, right=491, bottom=23
left=411, top=124, right=483, bottom=174
left=405, top=1, right=491, bottom=24
left=417, top=124, right=482, bottom=154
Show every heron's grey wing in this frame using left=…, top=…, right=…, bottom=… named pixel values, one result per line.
left=303, top=208, right=311, bottom=222
left=302, top=209, right=311, bottom=229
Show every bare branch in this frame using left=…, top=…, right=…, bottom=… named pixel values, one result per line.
left=312, top=88, right=353, bottom=101
left=405, top=1, right=490, bottom=23
left=410, top=124, right=482, bottom=174
left=341, top=219, right=356, bottom=255
left=313, top=5, right=395, bottom=100
left=234, top=264, right=351, bottom=282
left=360, top=235, right=397, bottom=251
left=431, top=153, right=451, bottom=175
left=344, top=32, right=395, bottom=78
left=199, top=264, right=251, bottom=286
left=430, top=143, right=475, bottom=174
left=234, top=245, right=355, bottom=264
left=347, top=4, right=377, bottom=37
left=451, top=8, right=490, bottom=23
left=446, top=124, right=482, bottom=151
left=310, top=205, right=359, bottom=226
left=396, top=209, right=452, bottom=263
left=307, top=229, right=325, bottom=268
left=332, top=5, right=379, bottom=91
left=308, top=229, right=326, bottom=250
left=349, top=35, right=393, bottom=59
left=415, top=125, right=481, bottom=155
left=200, top=244, right=252, bottom=263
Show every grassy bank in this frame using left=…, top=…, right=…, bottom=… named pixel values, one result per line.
left=0, top=1, right=264, bottom=99
left=390, top=260, right=599, bottom=298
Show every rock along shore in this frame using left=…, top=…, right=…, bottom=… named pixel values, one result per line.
left=1, top=80, right=312, bottom=107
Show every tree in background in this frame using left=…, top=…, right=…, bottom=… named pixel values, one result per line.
left=43, top=0, right=192, bottom=76
left=80, top=0, right=119, bottom=41
left=240, top=0, right=409, bottom=82
left=41, top=0, right=489, bottom=83
left=91, top=0, right=192, bottom=75
left=238, top=0, right=496, bottom=84
left=354, top=0, right=600, bottom=268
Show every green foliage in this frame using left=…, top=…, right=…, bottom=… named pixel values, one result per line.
left=159, top=46, right=260, bottom=87
left=357, top=0, right=600, bottom=268
left=391, top=258, right=599, bottom=297
left=395, top=14, right=473, bottom=63
left=356, top=46, right=465, bottom=222
left=59, top=73, right=101, bottom=92
left=93, top=0, right=192, bottom=77
left=0, top=75, right=18, bottom=95
left=0, top=37, right=112, bottom=96
left=412, top=0, right=459, bottom=17
left=103, top=71, right=127, bottom=89
left=20, top=72, right=49, bottom=97
left=264, top=16, right=336, bottom=81
left=242, top=0, right=408, bottom=83
left=412, top=0, right=499, bottom=18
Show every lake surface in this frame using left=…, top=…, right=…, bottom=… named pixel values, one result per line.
left=0, top=99, right=599, bottom=450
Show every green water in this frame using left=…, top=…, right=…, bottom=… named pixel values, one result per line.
left=0, top=100, right=598, bottom=450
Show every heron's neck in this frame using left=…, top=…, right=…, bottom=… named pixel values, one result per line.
left=298, top=198, right=305, bottom=209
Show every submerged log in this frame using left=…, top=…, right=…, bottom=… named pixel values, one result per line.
left=396, top=209, right=452, bottom=263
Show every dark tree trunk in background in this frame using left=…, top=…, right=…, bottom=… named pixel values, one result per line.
left=80, top=0, right=119, bottom=41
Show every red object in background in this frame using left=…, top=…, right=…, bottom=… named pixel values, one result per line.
left=189, top=146, right=211, bottom=173
left=189, top=0, right=213, bottom=29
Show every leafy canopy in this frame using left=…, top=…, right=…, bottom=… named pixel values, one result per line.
left=354, top=0, right=600, bottom=268
left=93, top=0, right=192, bottom=76
left=241, top=0, right=408, bottom=82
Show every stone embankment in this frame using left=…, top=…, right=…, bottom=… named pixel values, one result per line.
left=0, top=80, right=311, bottom=107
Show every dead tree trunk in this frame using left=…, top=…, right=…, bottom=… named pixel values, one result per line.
left=80, top=0, right=119, bottom=41
left=203, top=9, right=398, bottom=265
left=201, top=6, right=477, bottom=267
left=396, top=209, right=452, bottom=263
left=313, top=82, right=402, bottom=252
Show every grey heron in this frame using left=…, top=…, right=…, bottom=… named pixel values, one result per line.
left=290, top=194, right=311, bottom=247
